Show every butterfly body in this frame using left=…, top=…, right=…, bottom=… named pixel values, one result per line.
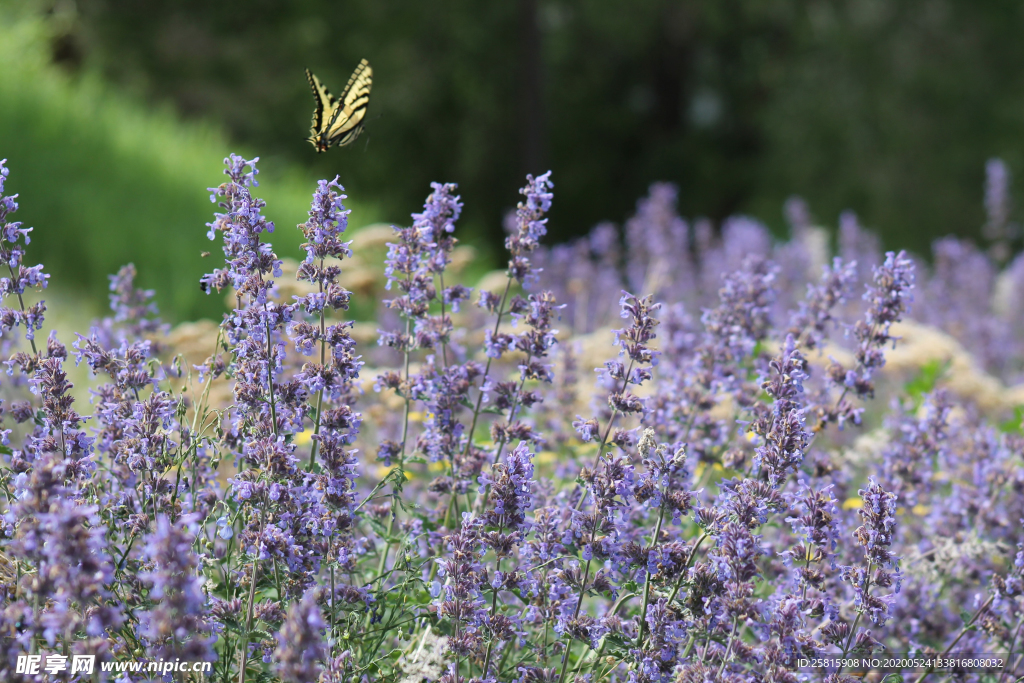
left=306, top=59, right=373, bottom=153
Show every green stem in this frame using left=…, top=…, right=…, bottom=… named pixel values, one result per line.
left=369, top=513, right=396, bottom=609
left=667, top=532, right=708, bottom=606
left=31, top=560, right=40, bottom=654
left=373, top=313, right=415, bottom=595
left=480, top=548, right=504, bottom=678
left=379, top=315, right=413, bottom=554
left=273, top=556, right=283, bottom=602
left=997, top=616, right=1023, bottom=683
left=237, top=505, right=267, bottom=683
left=556, top=523, right=600, bottom=683
left=835, top=613, right=862, bottom=677
left=636, top=502, right=667, bottom=649
left=716, top=616, right=740, bottom=678
left=3, top=248, right=39, bottom=355
left=329, top=566, right=336, bottom=655
left=113, top=532, right=138, bottom=582
left=190, top=327, right=223, bottom=437
left=429, top=276, right=514, bottom=580
left=437, top=271, right=450, bottom=368
left=798, top=544, right=815, bottom=605
left=459, top=275, right=514, bottom=464
left=571, top=357, right=636, bottom=514
left=816, top=311, right=884, bottom=432
left=681, top=633, right=697, bottom=661
left=581, top=591, right=636, bottom=677
left=912, top=594, right=994, bottom=683
left=307, top=257, right=327, bottom=472
left=556, top=360, right=638, bottom=683
left=470, top=350, right=534, bottom=516
left=496, top=635, right=515, bottom=678
left=262, top=302, right=278, bottom=437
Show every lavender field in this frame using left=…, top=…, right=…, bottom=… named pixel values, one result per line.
left=0, top=154, right=1022, bottom=683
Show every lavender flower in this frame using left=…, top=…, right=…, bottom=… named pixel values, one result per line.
left=29, top=354, right=94, bottom=472
left=105, top=264, right=166, bottom=343
left=625, top=183, right=693, bottom=301
left=749, top=335, right=811, bottom=485
left=486, top=289, right=561, bottom=455
left=630, top=598, right=686, bottom=683
left=842, top=479, right=901, bottom=628
left=784, top=195, right=812, bottom=233
left=480, top=443, right=536, bottom=534
left=15, top=494, right=121, bottom=654
left=292, top=176, right=363, bottom=475
left=413, top=181, right=463, bottom=275
left=879, top=390, right=950, bottom=505
left=434, top=519, right=487, bottom=661
left=273, top=590, right=326, bottom=683
left=200, top=154, right=281, bottom=295
left=784, top=482, right=841, bottom=592
left=1, top=149, right=1021, bottom=683
left=823, top=250, right=915, bottom=427
left=984, top=157, right=1011, bottom=244
left=203, top=155, right=296, bottom=441
left=575, top=292, right=660, bottom=445
left=698, top=254, right=778, bottom=396
left=505, top=171, right=553, bottom=286
left=138, top=515, right=214, bottom=661
left=413, top=359, right=482, bottom=469
left=788, top=257, right=857, bottom=350
left=379, top=183, right=465, bottom=353
left=0, top=160, right=48, bottom=350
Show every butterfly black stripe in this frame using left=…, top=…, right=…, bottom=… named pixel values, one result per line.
left=306, top=59, right=373, bottom=153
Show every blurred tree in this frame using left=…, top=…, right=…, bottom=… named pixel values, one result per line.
left=53, top=0, right=800, bottom=249
left=753, top=0, right=1024, bottom=256
left=38, top=0, right=1024, bottom=256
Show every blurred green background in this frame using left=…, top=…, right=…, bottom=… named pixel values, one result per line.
left=2, top=0, right=1024, bottom=321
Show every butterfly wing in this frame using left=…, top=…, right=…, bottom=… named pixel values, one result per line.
left=325, top=59, right=373, bottom=148
left=306, top=69, right=340, bottom=151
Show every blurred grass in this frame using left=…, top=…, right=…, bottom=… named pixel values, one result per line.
left=0, top=9, right=381, bottom=322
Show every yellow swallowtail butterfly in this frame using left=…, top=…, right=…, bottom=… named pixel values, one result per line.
left=305, top=59, right=373, bottom=153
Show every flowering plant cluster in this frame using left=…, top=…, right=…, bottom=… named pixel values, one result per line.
left=0, top=153, right=1022, bottom=683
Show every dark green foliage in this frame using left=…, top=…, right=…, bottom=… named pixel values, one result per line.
left=0, top=11, right=378, bottom=321
left=51, top=0, right=806, bottom=247
left=54, top=0, right=1024, bottom=256
left=903, top=359, right=949, bottom=408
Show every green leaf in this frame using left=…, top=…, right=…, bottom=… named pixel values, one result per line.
left=366, top=517, right=389, bottom=537
left=998, top=405, right=1024, bottom=434
left=880, top=674, right=904, bottom=683
left=408, top=509, right=439, bottom=531
left=903, top=359, right=949, bottom=405
left=959, top=609, right=973, bottom=625
left=601, top=632, right=632, bottom=655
